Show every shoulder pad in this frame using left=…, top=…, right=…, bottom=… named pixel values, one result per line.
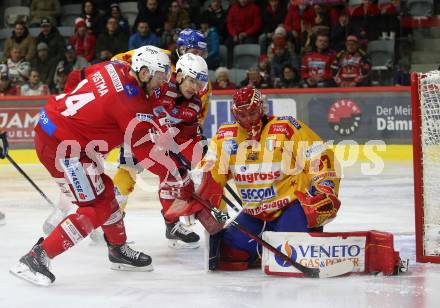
left=277, top=116, right=302, bottom=129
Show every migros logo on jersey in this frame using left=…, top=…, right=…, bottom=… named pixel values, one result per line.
left=233, top=163, right=282, bottom=184
left=240, top=186, right=277, bottom=202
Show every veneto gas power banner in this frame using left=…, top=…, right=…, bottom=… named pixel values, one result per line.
left=0, top=87, right=411, bottom=149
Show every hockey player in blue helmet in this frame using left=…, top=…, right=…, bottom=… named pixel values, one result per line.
left=176, top=28, right=208, bottom=59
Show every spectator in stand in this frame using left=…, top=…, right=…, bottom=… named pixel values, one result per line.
left=284, top=0, right=301, bottom=47
left=200, top=17, right=220, bottom=70
left=109, top=3, right=130, bottom=36
left=258, top=55, right=272, bottom=87
left=95, top=17, right=129, bottom=61
left=81, top=0, right=104, bottom=36
left=240, top=67, right=272, bottom=89
left=161, top=21, right=175, bottom=50
left=31, top=42, right=57, bottom=89
left=202, top=0, right=227, bottom=43
left=332, top=35, right=371, bottom=87
left=0, top=65, right=19, bottom=96
left=29, top=0, right=61, bottom=27
left=69, top=18, right=96, bottom=63
left=393, top=60, right=410, bottom=86
left=2, top=21, right=36, bottom=63
left=225, top=0, right=262, bottom=67
left=274, top=63, right=300, bottom=88
left=300, top=32, right=336, bottom=88
left=6, top=47, right=31, bottom=87
left=36, top=18, right=66, bottom=62
left=56, top=45, right=88, bottom=75
left=129, top=20, right=161, bottom=50
left=301, top=3, right=330, bottom=33
left=330, top=10, right=357, bottom=52
left=380, top=0, right=399, bottom=40
left=52, top=66, right=69, bottom=94
left=19, top=69, right=49, bottom=96
left=134, top=0, right=166, bottom=36
left=267, top=26, right=296, bottom=65
left=166, top=1, right=191, bottom=30
left=212, top=67, right=237, bottom=90
left=351, top=0, right=381, bottom=41
left=270, top=36, right=295, bottom=79
left=258, top=0, right=287, bottom=55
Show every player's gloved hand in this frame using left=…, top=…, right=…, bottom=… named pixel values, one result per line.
left=0, top=131, right=9, bottom=159
left=294, top=180, right=341, bottom=228
left=159, top=167, right=194, bottom=202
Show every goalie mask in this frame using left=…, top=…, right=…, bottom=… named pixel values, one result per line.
left=231, top=86, right=264, bottom=139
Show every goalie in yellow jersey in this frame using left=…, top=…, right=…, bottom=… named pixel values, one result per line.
left=112, top=29, right=211, bottom=249
left=189, top=86, right=342, bottom=270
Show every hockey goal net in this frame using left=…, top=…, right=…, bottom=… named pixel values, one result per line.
left=412, top=71, right=440, bottom=263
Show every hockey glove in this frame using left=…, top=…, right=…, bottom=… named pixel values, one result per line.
left=294, top=180, right=341, bottom=228
left=159, top=167, right=194, bottom=202
left=0, top=131, right=9, bottom=159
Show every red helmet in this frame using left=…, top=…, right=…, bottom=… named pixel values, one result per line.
left=231, top=86, right=264, bottom=132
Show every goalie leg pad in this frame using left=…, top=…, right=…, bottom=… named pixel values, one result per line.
left=113, top=166, right=137, bottom=211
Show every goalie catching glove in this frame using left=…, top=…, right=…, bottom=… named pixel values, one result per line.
left=294, top=180, right=341, bottom=228
left=159, top=167, right=194, bottom=202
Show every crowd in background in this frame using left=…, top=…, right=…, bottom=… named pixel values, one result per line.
left=0, top=0, right=414, bottom=96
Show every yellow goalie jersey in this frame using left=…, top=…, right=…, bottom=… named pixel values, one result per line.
left=198, top=115, right=340, bottom=222
left=111, top=50, right=211, bottom=126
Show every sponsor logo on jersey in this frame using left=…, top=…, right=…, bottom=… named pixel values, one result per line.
left=243, top=197, right=289, bottom=215
left=232, top=163, right=282, bottom=184
left=234, top=170, right=282, bottom=184
left=217, top=126, right=237, bottom=140
left=136, top=113, right=154, bottom=122
left=278, top=116, right=302, bottom=129
left=188, top=102, right=200, bottom=112
left=153, top=87, right=161, bottom=97
left=223, top=139, right=238, bottom=155
left=165, top=90, right=178, bottom=98
left=91, top=71, right=108, bottom=96
left=328, top=99, right=361, bottom=136
left=62, top=158, right=95, bottom=202
left=240, top=186, right=277, bottom=202
left=269, top=123, right=294, bottom=139
left=123, top=83, right=138, bottom=97
left=105, top=64, right=123, bottom=92
left=304, top=142, right=328, bottom=159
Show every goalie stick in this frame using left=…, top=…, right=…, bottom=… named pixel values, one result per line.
left=192, top=192, right=354, bottom=278
left=0, top=132, right=55, bottom=207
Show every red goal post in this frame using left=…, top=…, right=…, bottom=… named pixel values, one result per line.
left=411, top=71, right=440, bottom=263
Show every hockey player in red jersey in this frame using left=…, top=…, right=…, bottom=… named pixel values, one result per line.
left=9, top=46, right=192, bottom=286
left=116, top=53, right=209, bottom=249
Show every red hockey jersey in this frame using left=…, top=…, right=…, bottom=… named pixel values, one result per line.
left=36, top=61, right=165, bottom=170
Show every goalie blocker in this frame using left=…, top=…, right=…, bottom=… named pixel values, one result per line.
left=207, top=230, right=407, bottom=276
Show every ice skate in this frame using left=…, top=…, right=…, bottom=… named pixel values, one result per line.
left=165, top=221, right=200, bottom=249
left=10, top=238, right=55, bottom=286
left=107, top=239, right=153, bottom=272
left=0, top=211, right=5, bottom=226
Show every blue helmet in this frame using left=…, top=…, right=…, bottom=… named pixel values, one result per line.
left=176, top=28, right=207, bottom=57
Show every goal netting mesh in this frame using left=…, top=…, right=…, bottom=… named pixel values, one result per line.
left=418, top=71, right=440, bottom=256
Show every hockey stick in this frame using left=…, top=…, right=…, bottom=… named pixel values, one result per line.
left=169, top=151, right=243, bottom=211
left=192, top=192, right=354, bottom=278
left=4, top=153, right=55, bottom=207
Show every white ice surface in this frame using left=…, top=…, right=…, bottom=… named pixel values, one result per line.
left=1, top=161, right=440, bottom=308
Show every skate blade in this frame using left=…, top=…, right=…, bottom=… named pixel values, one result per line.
left=9, top=263, right=53, bottom=287
left=168, top=239, right=200, bottom=249
left=110, top=263, right=153, bottom=272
